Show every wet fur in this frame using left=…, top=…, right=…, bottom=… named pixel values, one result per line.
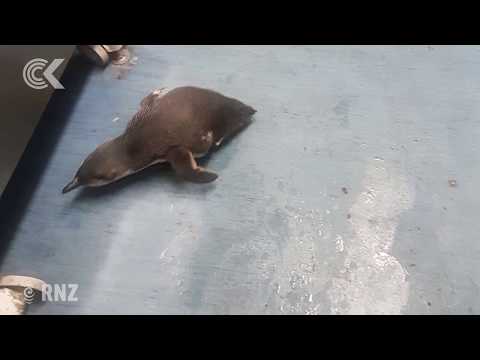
left=64, top=86, right=256, bottom=191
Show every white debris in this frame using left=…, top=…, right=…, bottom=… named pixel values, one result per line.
left=159, top=248, right=168, bottom=259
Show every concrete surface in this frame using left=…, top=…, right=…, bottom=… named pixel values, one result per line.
left=1, top=45, right=479, bottom=314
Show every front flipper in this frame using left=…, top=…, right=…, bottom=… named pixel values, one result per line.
left=166, top=146, right=218, bottom=183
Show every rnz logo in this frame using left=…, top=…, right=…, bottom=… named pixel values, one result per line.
left=42, top=284, right=78, bottom=302
left=23, top=283, right=79, bottom=304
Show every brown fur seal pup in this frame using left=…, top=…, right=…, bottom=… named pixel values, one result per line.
left=62, top=86, right=256, bottom=193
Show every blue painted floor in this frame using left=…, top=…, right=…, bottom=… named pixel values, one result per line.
left=1, top=46, right=479, bottom=314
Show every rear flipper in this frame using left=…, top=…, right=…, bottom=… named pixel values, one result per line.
left=166, top=146, right=218, bottom=183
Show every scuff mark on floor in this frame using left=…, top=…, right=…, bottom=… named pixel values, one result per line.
left=267, top=206, right=332, bottom=315
left=328, top=160, right=414, bottom=314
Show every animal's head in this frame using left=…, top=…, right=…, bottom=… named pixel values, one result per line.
left=62, top=139, right=133, bottom=194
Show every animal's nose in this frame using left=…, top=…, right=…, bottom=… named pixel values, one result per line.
left=62, top=177, right=80, bottom=194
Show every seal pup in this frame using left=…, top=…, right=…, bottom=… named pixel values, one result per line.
left=62, top=86, right=256, bottom=193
